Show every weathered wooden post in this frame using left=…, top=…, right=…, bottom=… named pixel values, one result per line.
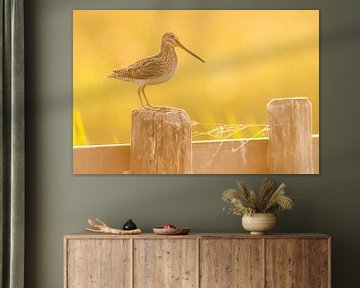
left=268, top=97, right=314, bottom=174
left=130, top=107, right=192, bottom=174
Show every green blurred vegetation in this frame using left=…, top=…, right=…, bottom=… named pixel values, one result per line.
left=73, top=10, right=319, bottom=145
left=73, top=110, right=88, bottom=145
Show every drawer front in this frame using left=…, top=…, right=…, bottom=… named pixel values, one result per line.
left=66, top=239, right=131, bottom=288
left=200, top=239, right=264, bottom=288
left=309, top=239, right=330, bottom=288
left=265, top=239, right=329, bottom=288
left=134, top=239, right=198, bottom=288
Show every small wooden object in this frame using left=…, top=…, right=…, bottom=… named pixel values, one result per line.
left=130, top=107, right=192, bottom=174
left=153, top=227, right=190, bottom=235
left=268, top=97, right=314, bottom=174
left=86, top=218, right=141, bottom=235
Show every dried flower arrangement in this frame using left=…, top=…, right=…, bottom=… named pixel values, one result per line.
left=222, top=179, right=294, bottom=216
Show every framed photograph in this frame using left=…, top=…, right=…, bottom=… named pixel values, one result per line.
left=73, top=10, right=319, bottom=174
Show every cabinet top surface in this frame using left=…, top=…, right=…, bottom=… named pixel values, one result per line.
left=64, top=232, right=330, bottom=240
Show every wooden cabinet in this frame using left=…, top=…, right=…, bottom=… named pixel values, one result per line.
left=64, top=233, right=330, bottom=288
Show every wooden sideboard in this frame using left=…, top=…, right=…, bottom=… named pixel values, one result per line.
left=64, top=233, right=330, bottom=288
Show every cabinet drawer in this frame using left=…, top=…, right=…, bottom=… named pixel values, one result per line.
left=134, top=239, right=198, bottom=288
left=66, top=239, right=131, bottom=288
left=265, top=239, right=329, bottom=288
left=200, top=239, right=264, bottom=288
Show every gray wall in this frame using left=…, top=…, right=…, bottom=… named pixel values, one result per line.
left=25, top=0, right=360, bottom=287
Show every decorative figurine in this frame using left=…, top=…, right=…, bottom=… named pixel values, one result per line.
left=123, top=219, right=137, bottom=230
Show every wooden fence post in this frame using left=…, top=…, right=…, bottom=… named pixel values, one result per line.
left=268, top=97, right=314, bottom=174
left=130, top=107, right=192, bottom=174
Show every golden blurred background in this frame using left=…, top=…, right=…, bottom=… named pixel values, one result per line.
left=73, top=10, right=319, bottom=146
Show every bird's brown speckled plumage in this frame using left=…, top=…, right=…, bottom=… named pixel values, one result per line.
left=109, top=42, right=177, bottom=81
left=107, top=32, right=204, bottom=108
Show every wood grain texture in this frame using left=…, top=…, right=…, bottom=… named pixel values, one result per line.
left=73, top=135, right=319, bottom=174
left=268, top=97, right=314, bottom=174
left=192, top=138, right=268, bottom=174
left=200, top=239, right=264, bottom=288
left=133, top=239, right=197, bottom=288
left=64, top=234, right=330, bottom=288
left=65, top=232, right=330, bottom=240
left=310, top=239, right=330, bottom=288
left=73, top=144, right=130, bottom=174
left=66, top=239, right=131, bottom=288
left=265, top=239, right=310, bottom=287
left=130, top=107, right=192, bottom=174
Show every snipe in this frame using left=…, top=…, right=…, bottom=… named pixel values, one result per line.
left=107, top=32, right=205, bottom=108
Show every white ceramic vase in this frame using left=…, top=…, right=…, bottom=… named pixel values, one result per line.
left=242, top=213, right=276, bottom=235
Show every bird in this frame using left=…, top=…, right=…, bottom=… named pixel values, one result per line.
left=107, top=32, right=205, bottom=109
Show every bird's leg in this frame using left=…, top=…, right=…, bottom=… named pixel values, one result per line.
left=137, top=86, right=147, bottom=109
left=142, top=86, right=157, bottom=109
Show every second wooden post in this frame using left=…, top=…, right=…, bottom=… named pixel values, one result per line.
left=130, top=107, right=192, bottom=174
left=268, top=97, right=314, bottom=174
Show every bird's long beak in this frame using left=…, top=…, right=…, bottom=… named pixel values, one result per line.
left=176, top=40, right=205, bottom=63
